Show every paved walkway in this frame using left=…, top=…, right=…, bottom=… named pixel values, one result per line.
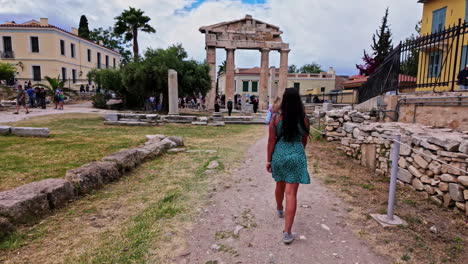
left=0, top=102, right=114, bottom=123
left=178, top=135, right=390, bottom=264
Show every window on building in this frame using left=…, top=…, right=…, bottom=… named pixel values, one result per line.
left=2, top=36, right=12, bottom=52
left=432, top=7, right=447, bottom=33
left=97, top=52, right=101, bottom=69
left=30, top=37, right=39, bottom=53
left=60, top=40, right=65, bottom=55
left=87, top=49, right=91, bottom=62
left=251, top=81, right=258, bottom=92
left=105, top=55, right=109, bottom=69
left=61, top=67, right=67, bottom=82
left=428, top=50, right=443, bottom=77
left=32, top=66, right=41, bottom=81
left=71, top=43, right=75, bottom=58
left=113, top=58, right=116, bottom=68
left=460, top=46, right=468, bottom=70
left=72, top=69, right=77, bottom=83
left=242, top=81, right=249, bottom=92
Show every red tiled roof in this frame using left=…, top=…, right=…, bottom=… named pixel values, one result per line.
left=0, top=23, right=120, bottom=55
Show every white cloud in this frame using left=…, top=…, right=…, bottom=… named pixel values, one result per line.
left=0, top=0, right=422, bottom=75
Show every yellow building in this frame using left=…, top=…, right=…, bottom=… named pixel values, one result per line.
left=0, top=18, right=120, bottom=89
left=417, top=0, right=468, bottom=91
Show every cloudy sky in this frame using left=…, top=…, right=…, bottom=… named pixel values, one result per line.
left=1, top=0, right=422, bottom=75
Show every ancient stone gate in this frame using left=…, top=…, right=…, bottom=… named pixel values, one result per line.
left=200, top=15, right=290, bottom=110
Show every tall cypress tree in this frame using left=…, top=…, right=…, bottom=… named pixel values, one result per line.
left=78, top=15, right=90, bottom=39
left=372, top=8, right=393, bottom=65
left=356, top=8, right=393, bottom=75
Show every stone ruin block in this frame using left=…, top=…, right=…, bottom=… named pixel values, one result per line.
left=102, top=148, right=147, bottom=172
left=10, top=127, right=49, bottom=138
left=0, top=179, right=74, bottom=223
left=0, top=216, right=14, bottom=238
left=0, top=125, right=11, bottom=135
left=161, top=138, right=177, bottom=149
left=104, top=113, right=119, bottom=121
left=166, top=136, right=184, bottom=147
left=65, top=161, right=121, bottom=194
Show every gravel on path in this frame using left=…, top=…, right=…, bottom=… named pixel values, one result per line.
left=177, top=135, right=390, bottom=264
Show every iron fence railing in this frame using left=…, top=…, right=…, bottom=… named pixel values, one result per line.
left=359, top=19, right=468, bottom=103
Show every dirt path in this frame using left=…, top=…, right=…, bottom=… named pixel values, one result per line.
left=0, top=102, right=114, bottom=123
left=177, top=135, right=390, bottom=264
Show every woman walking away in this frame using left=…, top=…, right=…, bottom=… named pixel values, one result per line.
left=266, top=88, right=310, bottom=245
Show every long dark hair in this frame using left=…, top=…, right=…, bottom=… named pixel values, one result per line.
left=280, top=88, right=309, bottom=141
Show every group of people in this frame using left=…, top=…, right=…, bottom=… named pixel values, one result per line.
left=79, top=84, right=92, bottom=93
left=14, top=83, right=48, bottom=114
left=179, top=96, right=206, bottom=110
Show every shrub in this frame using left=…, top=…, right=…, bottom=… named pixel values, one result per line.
left=92, top=93, right=107, bottom=109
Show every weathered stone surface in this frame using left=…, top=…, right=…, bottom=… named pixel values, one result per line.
left=167, top=148, right=187, bottom=153
left=455, top=202, right=466, bottom=211
left=137, top=141, right=165, bottom=159
left=439, top=182, right=449, bottom=192
left=208, top=121, right=226, bottom=126
left=0, top=179, right=74, bottom=223
left=443, top=193, right=454, bottom=207
left=412, top=178, right=424, bottom=191
left=192, top=121, right=208, bottom=126
left=413, top=154, right=429, bottom=169
left=420, top=176, right=432, bottom=184
left=420, top=140, right=443, bottom=151
left=166, top=136, right=184, bottom=147
left=0, top=125, right=11, bottom=135
left=11, top=127, right=49, bottom=138
left=428, top=161, right=442, bottom=175
left=458, top=176, right=468, bottom=187
left=398, top=168, right=413, bottom=184
left=343, top=123, right=359, bottom=133
left=408, top=165, right=423, bottom=178
left=147, top=134, right=166, bottom=140
left=103, top=149, right=146, bottom=171
left=104, top=113, right=119, bottom=121
left=207, top=160, right=219, bottom=169
left=428, top=137, right=460, bottom=151
left=449, top=183, right=464, bottom=202
left=459, top=141, right=468, bottom=154
left=161, top=138, right=177, bottom=149
left=424, top=185, right=436, bottom=195
left=463, top=189, right=468, bottom=200
left=398, top=157, right=408, bottom=168
left=440, top=174, right=457, bottom=183
left=65, top=161, right=121, bottom=194
left=429, top=196, right=443, bottom=206
left=0, top=217, right=14, bottom=238
left=447, top=162, right=466, bottom=176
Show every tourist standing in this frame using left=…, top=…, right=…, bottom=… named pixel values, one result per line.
left=58, top=88, right=65, bottom=110
left=266, top=88, right=310, bottom=245
left=266, top=97, right=281, bottom=124
left=14, top=85, right=29, bottom=114
left=457, top=64, right=468, bottom=90
left=227, top=97, right=233, bottom=116
left=214, top=96, right=220, bottom=112
left=39, top=87, right=47, bottom=109
left=26, top=85, right=35, bottom=108
left=252, top=96, right=259, bottom=113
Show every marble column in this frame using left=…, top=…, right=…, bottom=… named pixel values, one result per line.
left=225, top=48, right=235, bottom=105
left=278, top=49, right=290, bottom=97
left=206, top=46, right=216, bottom=111
left=168, top=69, right=179, bottom=115
left=259, top=48, right=269, bottom=110
left=269, top=67, right=278, bottom=104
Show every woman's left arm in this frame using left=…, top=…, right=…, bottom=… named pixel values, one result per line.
left=302, top=117, right=309, bottom=148
left=266, top=117, right=277, bottom=172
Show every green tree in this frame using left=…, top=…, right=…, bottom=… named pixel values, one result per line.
left=300, top=63, right=323, bottom=73
left=218, top=60, right=226, bottom=75
left=33, top=76, right=77, bottom=96
left=371, top=8, right=393, bottom=65
left=78, top=15, right=90, bottom=39
left=89, top=27, right=132, bottom=65
left=400, top=21, right=421, bottom=77
left=0, top=62, right=15, bottom=81
left=288, top=64, right=298, bottom=73
left=114, top=7, right=156, bottom=61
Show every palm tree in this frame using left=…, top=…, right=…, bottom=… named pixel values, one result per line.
left=33, top=76, right=77, bottom=96
left=114, top=7, right=156, bottom=61
left=217, top=60, right=226, bottom=76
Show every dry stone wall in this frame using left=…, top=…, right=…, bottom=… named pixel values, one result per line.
left=0, top=135, right=184, bottom=237
left=324, top=109, right=468, bottom=215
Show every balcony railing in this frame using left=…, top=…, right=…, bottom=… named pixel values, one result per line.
left=0, top=51, right=14, bottom=59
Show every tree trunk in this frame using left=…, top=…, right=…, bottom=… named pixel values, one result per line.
left=133, top=29, right=139, bottom=61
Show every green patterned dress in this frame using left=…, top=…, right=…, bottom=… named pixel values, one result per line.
left=271, top=120, right=310, bottom=184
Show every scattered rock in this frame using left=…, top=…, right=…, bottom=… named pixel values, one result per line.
left=299, top=235, right=307, bottom=240
left=233, top=225, right=244, bottom=236
left=210, top=244, right=221, bottom=251
left=321, top=224, right=330, bottom=232
left=449, top=183, right=464, bottom=202
left=11, top=127, right=49, bottom=137
left=429, top=225, right=438, bottom=233
left=207, top=160, right=220, bottom=169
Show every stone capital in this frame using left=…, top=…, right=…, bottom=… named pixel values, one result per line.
left=280, top=49, right=291, bottom=54
left=260, top=48, right=270, bottom=52
left=225, top=47, right=236, bottom=51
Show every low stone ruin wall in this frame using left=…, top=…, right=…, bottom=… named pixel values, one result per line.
left=0, top=134, right=184, bottom=238
left=104, top=113, right=159, bottom=126
left=0, top=125, right=49, bottom=137
left=323, top=109, right=468, bottom=215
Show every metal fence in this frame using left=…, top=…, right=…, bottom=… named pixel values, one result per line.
left=359, top=19, right=468, bottom=103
